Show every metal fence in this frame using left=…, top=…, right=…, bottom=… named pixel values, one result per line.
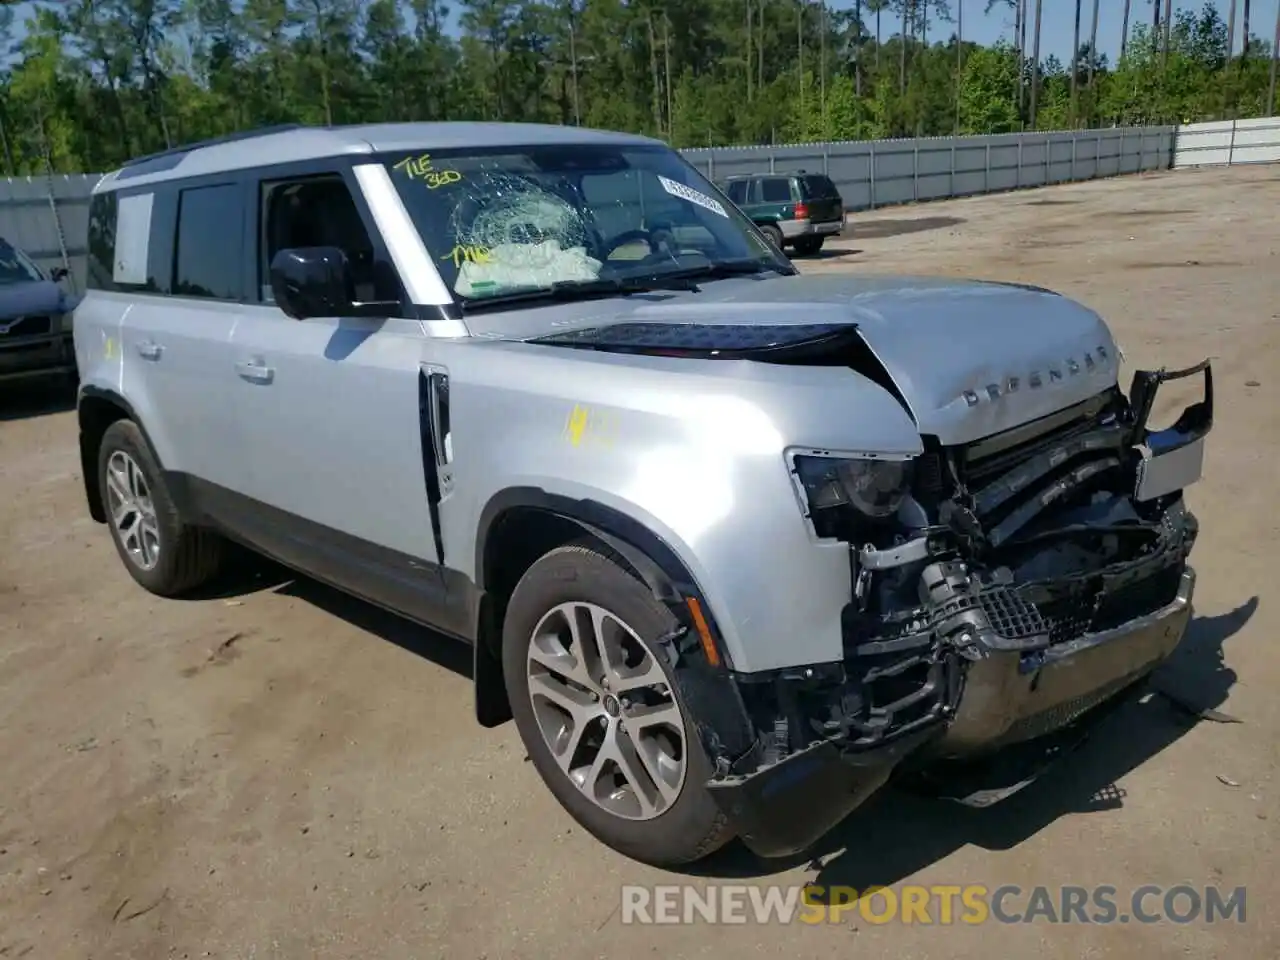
left=1172, top=116, right=1280, bottom=168
left=0, top=174, right=98, bottom=294
left=682, top=125, right=1179, bottom=211
left=1, top=118, right=1276, bottom=291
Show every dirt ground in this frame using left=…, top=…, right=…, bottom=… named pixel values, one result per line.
left=1, top=164, right=1276, bottom=959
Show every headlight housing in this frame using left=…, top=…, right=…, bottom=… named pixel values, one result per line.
left=793, top=455, right=914, bottom=519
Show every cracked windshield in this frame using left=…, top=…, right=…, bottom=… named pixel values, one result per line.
left=385, top=144, right=785, bottom=302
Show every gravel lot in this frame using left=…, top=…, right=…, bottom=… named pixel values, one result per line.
left=1, top=164, right=1276, bottom=959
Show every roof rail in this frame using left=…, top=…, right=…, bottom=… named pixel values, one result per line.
left=120, top=123, right=308, bottom=171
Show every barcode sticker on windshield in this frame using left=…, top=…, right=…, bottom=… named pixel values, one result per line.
left=657, top=175, right=729, bottom=218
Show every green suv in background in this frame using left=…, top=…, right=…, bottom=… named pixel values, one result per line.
left=718, top=171, right=844, bottom=256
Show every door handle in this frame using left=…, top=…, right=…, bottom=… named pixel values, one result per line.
left=236, top=359, right=275, bottom=384
left=137, top=340, right=163, bottom=361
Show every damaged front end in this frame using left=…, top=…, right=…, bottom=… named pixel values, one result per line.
left=703, top=361, right=1213, bottom=859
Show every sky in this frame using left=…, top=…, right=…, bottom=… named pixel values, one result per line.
left=2, top=0, right=1277, bottom=68
left=964, top=0, right=1279, bottom=62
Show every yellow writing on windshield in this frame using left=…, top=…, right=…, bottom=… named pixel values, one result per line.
left=425, top=169, right=462, bottom=188
left=440, top=244, right=492, bottom=268
left=393, top=153, right=463, bottom=189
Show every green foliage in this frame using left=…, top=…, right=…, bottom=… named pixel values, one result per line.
left=0, top=0, right=1274, bottom=175
left=957, top=43, right=1020, bottom=134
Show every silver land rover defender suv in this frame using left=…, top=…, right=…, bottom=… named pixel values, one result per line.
left=73, top=122, right=1213, bottom=867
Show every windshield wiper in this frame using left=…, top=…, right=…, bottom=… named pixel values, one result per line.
left=457, top=257, right=794, bottom=313
left=667, top=257, right=797, bottom=280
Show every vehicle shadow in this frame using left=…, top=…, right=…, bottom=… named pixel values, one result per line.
left=275, top=573, right=474, bottom=679
left=185, top=550, right=473, bottom=680
left=0, top=379, right=76, bottom=421
left=683, top=596, right=1255, bottom=885
left=175, top=544, right=293, bottom=601
left=795, top=246, right=863, bottom=261
left=849, top=216, right=965, bottom=240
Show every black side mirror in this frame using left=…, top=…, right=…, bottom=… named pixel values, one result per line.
left=50, top=266, right=69, bottom=282
left=269, top=246, right=356, bottom=320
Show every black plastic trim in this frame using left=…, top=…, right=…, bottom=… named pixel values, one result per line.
left=418, top=369, right=448, bottom=565
left=1128, top=359, right=1213, bottom=443
left=530, top=321, right=861, bottom=359
left=169, top=472, right=480, bottom=643
left=476, top=488, right=703, bottom=599
left=77, top=385, right=163, bottom=523
left=706, top=727, right=933, bottom=859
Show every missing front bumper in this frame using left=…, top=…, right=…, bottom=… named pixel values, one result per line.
left=703, top=565, right=1196, bottom=860
left=701, top=362, right=1212, bottom=859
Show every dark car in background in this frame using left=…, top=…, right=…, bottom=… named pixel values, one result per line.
left=0, top=237, right=79, bottom=388
left=718, top=171, right=844, bottom=256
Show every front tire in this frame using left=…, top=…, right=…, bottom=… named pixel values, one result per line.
left=97, top=420, right=224, bottom=597
left=501, top=541, right=733, bottom=866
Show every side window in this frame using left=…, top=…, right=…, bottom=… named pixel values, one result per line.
left=759, top=178, right=793, bottom=203
left=259, top=174, right=395, bottom=305
left=724, top=180, right=749, bottom=204
left=174, top=183, right=244, bottom=300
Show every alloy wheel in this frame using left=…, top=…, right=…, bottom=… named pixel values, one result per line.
left=526, top=601, right=687, bottom=821
left=104, top=450, right=161, bottom=571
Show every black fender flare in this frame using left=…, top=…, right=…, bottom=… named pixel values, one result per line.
left=471, top=487, right=746, bottom=734
left=77, top=385, right=166, bottom=523
left=474, top=487, right=704, bottom=605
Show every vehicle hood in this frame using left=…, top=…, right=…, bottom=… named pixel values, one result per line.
left=0, top=279, right=76, bottom=320
left=472, top=273, right=1121, bottom=445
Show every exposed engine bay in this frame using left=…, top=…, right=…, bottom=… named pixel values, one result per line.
left=716, top=360, right=1213, bottom=787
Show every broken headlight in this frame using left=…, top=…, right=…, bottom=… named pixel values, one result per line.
left=794, top=455, right=914, bottom=519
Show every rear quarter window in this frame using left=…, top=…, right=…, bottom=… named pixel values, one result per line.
left=86, top=187, right=178, bottom=294
left=86, top=192, right=119, bottom=291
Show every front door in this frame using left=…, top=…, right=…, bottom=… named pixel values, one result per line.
left=228, top=169, right=457, bottom=632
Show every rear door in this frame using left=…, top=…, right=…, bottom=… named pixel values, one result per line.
left=112, top=181, right=248, bottom=496
left=754, top=177, right=796, bottom=222
left=799, top=174, right=844, bottom=225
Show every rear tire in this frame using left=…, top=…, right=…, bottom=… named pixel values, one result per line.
left=501, top=541, right=733, bottom=866
left=760, top=223, right=784, bottom=252
left=793, top=235, right=825, bottom=256
left=97, top=420, right=224, bottom=597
